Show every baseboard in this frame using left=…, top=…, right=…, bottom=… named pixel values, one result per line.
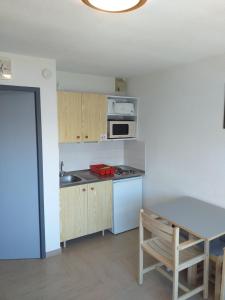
left=46, top=248, right=62, bottom=258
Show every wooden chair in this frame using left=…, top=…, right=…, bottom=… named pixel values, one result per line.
left=139, top=209, right=208, bottom=300
left=220, top=248, right=225, bottom=300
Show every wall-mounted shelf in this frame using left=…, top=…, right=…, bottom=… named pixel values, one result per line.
left=107, top=95, right=138, bottom=121
left=106, top=95, right=138, bottom=140
left=104, top=137, right=137, bottom=142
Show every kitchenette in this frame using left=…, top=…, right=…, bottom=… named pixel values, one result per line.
left=58, top=90, right=145, bottom=248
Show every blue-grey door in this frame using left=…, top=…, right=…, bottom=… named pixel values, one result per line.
left=0, top=88, right=44, bottom=259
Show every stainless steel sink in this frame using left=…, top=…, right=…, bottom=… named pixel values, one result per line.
left=60, top=175, right=82, bottom=184
left=78, top=173, right=98, bottom=181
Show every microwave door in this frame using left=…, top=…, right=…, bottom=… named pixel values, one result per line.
left=112, top=123, right=129, bottom=137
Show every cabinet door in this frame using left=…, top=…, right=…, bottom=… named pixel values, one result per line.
left=60, top=185, right=88, bottom=242
left=82, top=93, right=107, bottom=142
left=87, top=181, right=112, bottom=234
left=101, top=180, right=112, bottom=230
left=58, top=91, right=82, bottom=143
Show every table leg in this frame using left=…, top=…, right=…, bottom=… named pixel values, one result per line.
left=203, top=240, right=209, bottom=299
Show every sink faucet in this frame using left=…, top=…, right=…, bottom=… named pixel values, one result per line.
left=59, top=161, right=65, bottom=177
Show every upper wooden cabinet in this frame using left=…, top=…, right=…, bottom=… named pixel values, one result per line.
left=57, top=91, right=107, bottom=143
left=82, top=93, right=107, bottom=142
left=58, top=92, right=82, bottom=143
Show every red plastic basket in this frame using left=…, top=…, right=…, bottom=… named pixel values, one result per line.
left=90, top=164, right=116, bottom=176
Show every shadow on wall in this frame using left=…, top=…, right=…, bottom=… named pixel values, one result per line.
left=124, top=140, right=145, bottom=170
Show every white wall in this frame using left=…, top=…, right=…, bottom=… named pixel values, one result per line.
left=124, top=140, right=145, bottom=170
left=57, top=71, right=115, bottom=94
left=128, top=54, right=225, bottom=209
left=57, top=71, right=125, bottom=168
left=0, top=52, right=60, bottom=252
left=59, top=142, right=124, bottom=171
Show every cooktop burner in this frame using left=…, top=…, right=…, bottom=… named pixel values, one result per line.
left=115, top=167, right=137, bottom=176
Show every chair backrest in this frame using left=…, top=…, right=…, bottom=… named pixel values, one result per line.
left=140, top=209, right=175, bottom=243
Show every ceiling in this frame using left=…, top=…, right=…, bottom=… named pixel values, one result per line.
left=0, top=0, right=225, bottom=77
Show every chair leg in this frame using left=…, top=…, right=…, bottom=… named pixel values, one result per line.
left=203, top=240, right=209, bottom=299
left=172, top=269, right=179, bottom=300
left=214, top=257, right=223, bottom=300
left=139, top=246, right=143, bottom=285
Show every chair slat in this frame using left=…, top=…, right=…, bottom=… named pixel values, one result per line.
left=141, top=212, right=174, bottom=243
left=142, top=211, right=174, bottom=234
left=142, top=239, right=173, bottom=269
left=149, top=238, right=173, bottom=259
left=143, top=220, right=173, bottom=242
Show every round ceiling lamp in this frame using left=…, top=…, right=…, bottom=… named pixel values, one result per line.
left=81, top=0, right=147, bottom=13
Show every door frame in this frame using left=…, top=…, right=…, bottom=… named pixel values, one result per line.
left=0, top=85, right=46, bottom=258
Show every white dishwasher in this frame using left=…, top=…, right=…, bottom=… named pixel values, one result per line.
left=112, top=177, right=143, bottom=234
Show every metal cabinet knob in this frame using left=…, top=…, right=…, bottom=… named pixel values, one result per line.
left=91, top=187, right=94, bottom=191
left=85, top=135, right=88, bottom=139
left=82, top=188, right=86, bottom=192
left=76, top=136, right=80, bottom=139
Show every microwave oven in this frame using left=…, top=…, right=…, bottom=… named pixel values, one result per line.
left=108, top=121, right=136, bottom=139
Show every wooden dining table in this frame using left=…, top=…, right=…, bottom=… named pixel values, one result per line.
left=150, top=196, right=225, bottom=299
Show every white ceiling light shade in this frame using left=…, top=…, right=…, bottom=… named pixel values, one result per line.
left=81, top=0, right=147, bottom=13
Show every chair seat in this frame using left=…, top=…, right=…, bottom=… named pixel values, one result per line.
left=142, top=237, right=202, bottom=270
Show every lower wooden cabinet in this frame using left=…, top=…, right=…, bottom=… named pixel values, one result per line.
left=60, top=181, right=112, bottom=243
left=60, top=184, right=88, bottom=242
left=87, top=181, right=112, bottom=235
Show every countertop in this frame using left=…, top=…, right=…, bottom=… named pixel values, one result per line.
left=60, top=165, right=145, bottom=188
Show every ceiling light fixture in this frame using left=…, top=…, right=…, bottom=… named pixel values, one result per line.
left=81, top=0, right=147, bottom=13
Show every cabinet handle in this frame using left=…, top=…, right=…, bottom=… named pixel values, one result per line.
left=91, top=187, right=94, bottom=191
left=82, top=188, right=86, bottom=192
left=85, top=135, right=88, bottom=139
left=76, top=136, right=80, bottom=139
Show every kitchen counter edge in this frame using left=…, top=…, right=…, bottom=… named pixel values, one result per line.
left=60, top=167, right=145, bottom=189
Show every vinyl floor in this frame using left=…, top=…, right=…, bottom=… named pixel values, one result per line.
left=0, top=229, right=213, bottom=300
